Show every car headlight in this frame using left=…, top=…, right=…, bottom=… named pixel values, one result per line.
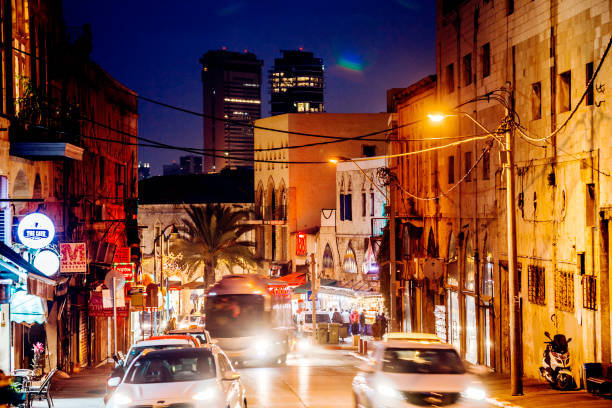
left=375, top=383, right=404, bottom=400
left=461, top=386, right=486, bottom=401
left=112, top=393, right=132, bottom=405
left=192, top=387, right=217, bottom=401
left=256, top=339, right=271, bottom=356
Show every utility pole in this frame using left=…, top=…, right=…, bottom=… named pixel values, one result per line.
left=310, top=253, right=318, bottom=343
left=504, top=112, right=523, bottom=395
left=389, top=179, right=397, bottom=331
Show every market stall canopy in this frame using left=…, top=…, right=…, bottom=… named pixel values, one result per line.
left=10, top=290, right=47, bottom=324
left=276, top=272, right=307, bottom=287
left=181, top=280, right=207, bottom=290
left=293, top=279, right=337, bottom=294
left=0, top=241, right=55, bottom=300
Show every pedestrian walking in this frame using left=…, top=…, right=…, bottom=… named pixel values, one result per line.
left=332, top=308, right=343, bottom=324
left=360, top=310, right=367, bottom=335
left=350, top=310, right=360, bottom=336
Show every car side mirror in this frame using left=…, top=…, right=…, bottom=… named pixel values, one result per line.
left=222, top=371, right=241, bottom=381
left=544, top=331, right=551, bottom=339
left=107, top=376, right=122, bottom=387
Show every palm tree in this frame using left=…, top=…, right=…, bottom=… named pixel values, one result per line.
left=171, top=204, right=257, bottom=287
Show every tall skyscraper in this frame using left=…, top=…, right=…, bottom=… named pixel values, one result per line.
left=269, top=50, right=324, bottom=116
left=200, top=50, right=263, bottom=173
left=179, top=155, right=203, bottom=175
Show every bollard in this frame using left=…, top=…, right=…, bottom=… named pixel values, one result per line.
left=359, top=338, right=363, bottom=354
left=363, top=340, right=368, bottom=356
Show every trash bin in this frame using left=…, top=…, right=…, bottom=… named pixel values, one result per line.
left=317, top=324, right=329, bottom=344
left=328, top=323, right=340, bottom=344
left=353, top=334, right=360, bottom=347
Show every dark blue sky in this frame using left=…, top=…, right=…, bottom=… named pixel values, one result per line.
left=63, top=1, right=436, bottom=175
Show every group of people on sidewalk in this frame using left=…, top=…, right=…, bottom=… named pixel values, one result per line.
left=328, top=308, right=388, bottom=339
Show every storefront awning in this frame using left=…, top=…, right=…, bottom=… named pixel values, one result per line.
left=181, top=280, right=207, bottom=290
left=0, top=241, right=55, bottom=300
left=276, top=272, right=307, bottom=287
left=293, top=279, right=337, bottom=294
left=10, top=290, right=47, bottom=324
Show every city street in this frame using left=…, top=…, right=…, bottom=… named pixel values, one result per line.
left=39, top=344, right=612, bottom=408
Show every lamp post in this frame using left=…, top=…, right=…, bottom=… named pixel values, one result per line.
left=429, top=111, right=522, bottom=395
left=329, top=156, right=397, bottom=331
left=153, top=224, right=177, bottom=327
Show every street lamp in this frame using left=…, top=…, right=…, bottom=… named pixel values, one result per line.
left=329, top=156, right=398, bottom=332
left=428, top=110, right=522, bottom=395
left=153, top=224, right=177, bottom=328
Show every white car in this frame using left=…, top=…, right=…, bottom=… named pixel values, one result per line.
left=168, top=328, right=213, bottom=346
left=106, top=347, right=246, bottom=408
left=352, top=340, right=487, bottom=407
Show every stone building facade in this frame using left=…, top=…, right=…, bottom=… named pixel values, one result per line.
left=393, top=0, right=612, bottom=383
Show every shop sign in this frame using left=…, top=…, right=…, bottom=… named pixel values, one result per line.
left=296, top=233, right=307, bottom=256
left=17, top=213, right=55, bottom=249
left=59, top=243, right=87, bottom=273
left=113, top=247, right=130, bottom=264
left=33, top=250, right=60, bottom=276
left=113, top=262, right=135, bottom=281
left=88, top=291, right=129, bottom=317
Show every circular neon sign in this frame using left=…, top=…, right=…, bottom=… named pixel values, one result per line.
left=33, top=250, right=60, bottom=276
left=17, top=213, right=55, bottom=249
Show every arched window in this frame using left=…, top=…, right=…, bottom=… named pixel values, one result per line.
left=464, top=233, right=475, bottom=291
left=343, top=243, right=357, bottom=274
left=447, top=232, right=458, bottom=286
left=323, top=244, right=334, bottom=270
left=482, top=235, right=494, bottom=298
left=426, top=227, right=438, bottom=257
left=33, top=174, right=42, bottom=199
left=448, top=233, right=457, bottom=262
left=13, top=169, right=28, bottom=198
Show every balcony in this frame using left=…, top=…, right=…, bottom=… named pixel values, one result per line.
left=9, top=121, right=83, bottom=161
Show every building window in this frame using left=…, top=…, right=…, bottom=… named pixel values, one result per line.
left=463, top=54, right=472, bottom=86
left=583, top=275, right=597, bottom=310
left=448, top=155, right=455, bottom=184
left=578, top=252, right=586, bottom=275
left=555, top=269, right=574, bottom=312
left=465, top=151, right=473, bottom=182
left=362, top=145, right=376, bottom=157
left=528, top=265, right=546, bottom=305
left=559, top=70, right=571, bottom=112
left=370, top=192, right=375, bottom=216
left=482, top=254, right=494, bottom=298
left=344, top=193, right=352, bottom=221
left=482, top=150, right=490, bottom=180
left=323, top=243, right=334, bottom=270
left=447, top=233, right=458, bottom=286
left=532, top=82, right=542, bottom=120
left=586, top=183, right=595, bottom=227
left=586, top=62, right=594, bottom=106
left=464, top=235, right=475, bottom=291
left=339, top=193, right=345, bottom=221
left=506, top=0, right=514, bottom=15
left=343, top=243, right=357, bottom=274
left=481, top=43, right=491, bottom=78
left=446, top=63, right=455, bottom=93
left=362, top=192, right=367, bottom=217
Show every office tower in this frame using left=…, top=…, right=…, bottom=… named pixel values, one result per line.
left=200, top=50, right=263, bottom=173
left=180, top=155, right=203, bottom=175
left=138, top=162, right=151, bottom=180
left=270, top=50, right=324, bottom=116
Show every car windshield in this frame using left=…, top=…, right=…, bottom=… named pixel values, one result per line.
left=304, top=314, right=331, bottom=323
left=125, top=344, right=192, bottom=368
left=125, top=352, right=215, bottom=384
left=382, top=348, right=466, bottom=374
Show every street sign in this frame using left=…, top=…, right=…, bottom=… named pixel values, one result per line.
left=307, top=291, right=318, bottom=301
left=104, top=270, right=125, bottom=291
left=59, top=243, right=87, bottom=273
left=112, top=262, right=135, bottom=281
left=17, top=213, right=55, bottom=249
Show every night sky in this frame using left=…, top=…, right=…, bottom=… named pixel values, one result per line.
left=62, top=1, right=436, bottom=176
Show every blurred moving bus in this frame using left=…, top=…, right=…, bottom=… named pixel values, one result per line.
left=205, top=274, right=294, bottom=365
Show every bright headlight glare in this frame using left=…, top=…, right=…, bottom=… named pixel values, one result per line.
left=376, top=383, right=403, bottom=400
left=462, top=386, right=486, bottom=401
left=192, top=387, right=217, bottom=401
left=112, top=393, right=132, bottom=405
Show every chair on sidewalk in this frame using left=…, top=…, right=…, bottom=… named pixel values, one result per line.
left=585, top=363, right=612, bottom=395
left=25, top=367, right=58, bottom=408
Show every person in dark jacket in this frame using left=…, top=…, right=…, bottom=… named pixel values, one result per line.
left=359, top=310, right=367, bottom=335
left=332, top=308, right=343, bottom=324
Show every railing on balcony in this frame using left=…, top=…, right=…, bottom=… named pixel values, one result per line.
left=254, top=205, right=287, bottom=222
left=371, top=217, right=388, bottom=237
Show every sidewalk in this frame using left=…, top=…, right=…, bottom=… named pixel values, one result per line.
left=481, top=374, right=612, bottom=408
left=38, top=365, right=110, bottom=408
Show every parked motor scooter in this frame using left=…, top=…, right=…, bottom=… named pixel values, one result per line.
left=539, top=331, right=574, bottom=390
